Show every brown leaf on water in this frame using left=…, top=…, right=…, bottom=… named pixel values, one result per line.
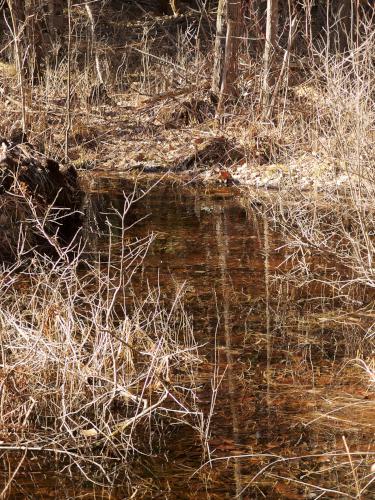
left=194, top=137, right=205, bottom=144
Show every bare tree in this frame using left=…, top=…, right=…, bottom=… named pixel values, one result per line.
left=7, top=0, right=27, bottom=134
left=335, top=0, right=361, bottom=51
left=170, top=0, right=179, bottom=16
left=84, top=0, right=112, bottom=105
left=262, top=0, right=279, bottom=114
left=85, top=0, right=104, bottom=86
left=212, top=0, right=242, bottom=113
left=212, top=0, right=226, bottom=95
left=21, top=0, right=46, bottom=79
left=65, top=0, right=72, bottom=162
left=7, top=1, right=64, bottom=82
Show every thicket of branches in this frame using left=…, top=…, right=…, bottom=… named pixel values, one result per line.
left=1, top=1, right=373, bottom=132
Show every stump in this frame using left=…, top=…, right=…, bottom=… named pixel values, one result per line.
left=0, top=138, right=83, bottom=260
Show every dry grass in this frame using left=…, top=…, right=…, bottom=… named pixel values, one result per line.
left=1, top=2, right=375, bottom=496
left=0, top=189, right=202, bottom=486
left=0, top=3, right=373, bottom=190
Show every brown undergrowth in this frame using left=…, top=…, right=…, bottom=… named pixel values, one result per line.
left=0, top=3, right=372, bottom=191
left=0, top=189, right=203, bottom=487
left=1, top=2, right=375, bottom=496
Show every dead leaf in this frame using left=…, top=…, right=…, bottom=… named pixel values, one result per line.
left=80, top=428, right=98, bottom=437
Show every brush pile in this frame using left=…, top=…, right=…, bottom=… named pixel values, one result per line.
left=0, top=138, right=82, bottom=260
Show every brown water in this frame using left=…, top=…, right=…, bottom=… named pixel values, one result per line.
left=2, top=179, right=375, bottom=499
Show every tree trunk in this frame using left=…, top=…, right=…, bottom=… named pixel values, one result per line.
left=9, top=1, right=63, bottom=80
left=7, top=0, right=26, bottom=60
left=7, top=0, right=27, bottom=133
left=336, top=0, right=355, bottom=51
left=19, top=0, right=46, bottom=80
left=46, top=0, right=65, bottom=36
left=8, top=0, right=25, bottom=24
left=212, top=0, right=227, bottom=95
left=212, top=0, right=242, bottom=112
left=222, top=1, right=242, bottom=98
left=85, top=1, right=104, bottom=85
left=262, top=0, right=279, bottom=114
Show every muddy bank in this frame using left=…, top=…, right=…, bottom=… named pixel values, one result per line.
left=95, top=129, right=353, bottom=194
left=0, top=138, right=82, bottom=260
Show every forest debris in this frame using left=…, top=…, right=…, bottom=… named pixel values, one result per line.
left=122, top=136, right=245, bottom=175
left=164, top=97, right=214, bottom=127
left=0, top=139, right=79, bottom=206
left=87, top=83, right=113, bottom=106
left=80, top=428, right=98, bottom=438
left=0, top=139, right=82, bottom=260
left=174, top=136, right=245, bottom=171
left=155, top=94, right=216, bottom=128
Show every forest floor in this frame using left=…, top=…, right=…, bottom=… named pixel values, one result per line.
left=0, top=71, right=358, bottom=195
left=69, top=85, right=354, bottom=194
left=0, top=3, right=373, bottom=196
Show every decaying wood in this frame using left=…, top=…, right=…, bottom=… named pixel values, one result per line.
left=0, top=138, right=82, bottom=260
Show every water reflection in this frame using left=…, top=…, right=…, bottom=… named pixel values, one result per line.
left=216, top=207, right=243, bottom=498
left=2, top=178, right=375, bottom=499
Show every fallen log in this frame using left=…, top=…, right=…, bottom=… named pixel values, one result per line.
left=0, top=138, right=83, bottom=261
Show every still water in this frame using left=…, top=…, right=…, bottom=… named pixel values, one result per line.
left=2, top=177, right=375, bottom=498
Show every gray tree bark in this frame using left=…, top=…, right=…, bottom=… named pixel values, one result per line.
left=212, top=0, right=242, bottom=112
left=212, top=0, right=227, bottom=95
left=262, top=0, right=279, bottom=114
left=336, top=0, right=355, bottom=51
left=85, top=0, right=104, bottom=85
left=7, top=0, right=27, bottom=133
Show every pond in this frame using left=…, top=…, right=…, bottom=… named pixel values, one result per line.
left=2, top=176, right=375, bottom=499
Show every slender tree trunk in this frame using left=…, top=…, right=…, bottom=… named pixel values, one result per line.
left=24, top=0, right=46, bottom=80
left=212, top=0, right=242, bottom=112
left=170, top=0, right=179, bottom=16
left=222, top=1, right=242, bottom=98
left=9, top=1, right=63, bottom=81
left=336, top=0, right=355, bottom=51
left=85, top=0, right=104, bottom=85
left=262, top=0, right=279, bottom=114
left=8, top=0, right=25, bottom=24
left=7, top=0, right=26, bottom=60
left=8, top=0, right=27, bottom=134
left=212, top=0, right=227, bottom=95
left=65, top=0, right=72, bottom=162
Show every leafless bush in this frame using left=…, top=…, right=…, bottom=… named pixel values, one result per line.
left=0, top=189, right=202, bottom=485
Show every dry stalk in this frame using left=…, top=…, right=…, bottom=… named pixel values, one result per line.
left=0, top=186, right=202, bottom=486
